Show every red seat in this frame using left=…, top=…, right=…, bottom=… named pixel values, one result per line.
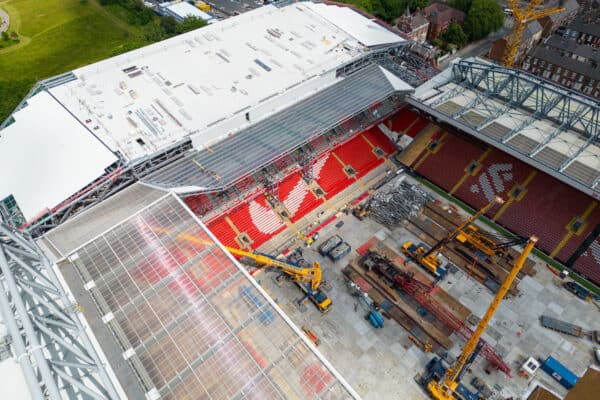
left=278, top=173, right=323, bottom=223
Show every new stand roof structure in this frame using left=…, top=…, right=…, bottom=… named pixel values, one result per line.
left=409, top=58, right=600, bottom=199
left=43, top=184, right=358, bottom=400
left=142, top=63, right=412, bottom=193
left=0, top=1, right=406, bottom=226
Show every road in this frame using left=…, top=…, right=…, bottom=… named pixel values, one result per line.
left=0, top=8, right=9, bottom=34
left=438, top=20, right=512, bottom=68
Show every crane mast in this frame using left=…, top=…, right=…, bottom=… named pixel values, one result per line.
left=427, top=236, right=538, bottom=400
left=503, top=0, right=565, bottom=67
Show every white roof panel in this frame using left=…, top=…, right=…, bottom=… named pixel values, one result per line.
left=0, top=92, right=118, bottom=221
left=304, top=2, right=404, bottom=47
left=41, top=3, right=398, bottom=162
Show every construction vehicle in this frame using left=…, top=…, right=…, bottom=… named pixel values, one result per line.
left=455, top=225, right=528, bottom=263
left=224, top=246, right=332, bottom=313
left=164, top=231, right=332, bottom=313
left=402, top=196, right=504, bottom=277
left=563, top=281, right=598, bottom=301
left=318, top=235, right=343, bottom=256
left=503, top=0, right=565, bottom=67
left=353, top=204, right=369, bottom=220
left=423, top=236, right=537, bottom=400
left=348, top=281, right=384, bottom=329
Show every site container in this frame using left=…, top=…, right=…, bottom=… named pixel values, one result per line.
left=329, top=242, right=352, bottom=261
left=540, top=315, right=584, bottom=337
left=540, top=356, right=578, bottom=389
left=318, top=235, right=343, bottom=256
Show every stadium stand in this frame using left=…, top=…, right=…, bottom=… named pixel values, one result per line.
left=313, top=152, right=356, bottom=199
left=228, top=195, right=286, bottom=248
left=362, top=127, right=396, bottom=155
left=206, top=217, right=240, bottom=249
left=408, top=130, right=600, bottom=284
left=334, top=135, right=383, bottom=177
left=406, top=118, right=430, bottom=138
left=573, top=237, right=600, bottom=284
left=278, top=173, right=324, bottom=223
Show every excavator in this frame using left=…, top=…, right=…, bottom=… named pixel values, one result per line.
left=164, top=231, right=332, bottom=313
left=422, top=236, right=537, bottom=400
left=402, top=197, right=504, bottom=277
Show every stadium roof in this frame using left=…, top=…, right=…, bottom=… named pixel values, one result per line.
left=142, top=64, right=412, bottom=192
left=409, top=58, right=600, bottom=199
left=0, top=1, right=405, bottom=225
left=0, top=91, right=118, bottom=221
left=44, top=184, right=358, bottom=399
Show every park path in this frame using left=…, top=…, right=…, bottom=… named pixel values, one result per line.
left=0, top=8, right=8, bottom=34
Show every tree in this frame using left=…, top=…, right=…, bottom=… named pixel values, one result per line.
left=143, top=23, right=165, bottom=41
left=449, top=0, right=471, bottom=13
left=1, top=32, right=9, bottom=42
left=408, top=0, right=427, bottom=11
left=175, top=17, right=207, bottom=34
left=10, top=31, right=18, bottom=39
left=160, top=16, right=178, bottom=34
left=441, top=23, right=468, bottom=47
left=462, top=0, right=504, bottom=41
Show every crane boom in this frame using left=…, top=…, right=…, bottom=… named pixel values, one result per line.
left=427, top=236, right=538, bottom=399
left=421, top=196, right=504, bottom=259
left=503, top=0, right=565, bottom=67
left=222, top=246, right=323, bottom=292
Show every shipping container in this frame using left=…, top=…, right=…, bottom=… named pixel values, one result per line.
left=540, top=356, right=579, bottom=389
left=540, top=315, right=584, bottom=337
left=329, top=242, right=352, bottom=261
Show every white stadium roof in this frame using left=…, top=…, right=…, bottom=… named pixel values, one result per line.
left=0, top=1, right=405, bottom=224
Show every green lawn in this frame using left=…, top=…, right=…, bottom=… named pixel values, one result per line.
left=0, top=0, right=148, bottom=122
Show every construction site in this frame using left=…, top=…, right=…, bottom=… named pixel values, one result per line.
left=0, top=2, right=599, bottom=400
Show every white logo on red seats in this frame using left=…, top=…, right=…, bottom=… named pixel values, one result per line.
left=581, top=241, right=600, bottom=264
left=283, top=179, right=309, bottom=216
left=470, top=163, right=513, bottom=201
left=249, top=201, right=284, bottom=234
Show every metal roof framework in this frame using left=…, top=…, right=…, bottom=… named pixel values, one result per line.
left=0, top=223, right=121, bottom=400
left=142, top=64, right=412, bottom=193
left=409, top=59, right=600, bottom=199
left=55, top=192, right=358, bottom=399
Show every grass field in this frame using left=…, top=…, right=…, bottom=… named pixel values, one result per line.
left=0, top=0, right=149, bottom=122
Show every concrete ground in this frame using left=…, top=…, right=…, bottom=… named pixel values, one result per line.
left=0, top=8, right=9, bottom=34
left=252, top=172, right=600, bottom=399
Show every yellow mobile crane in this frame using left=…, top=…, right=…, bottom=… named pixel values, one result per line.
left=424, top=236, right=537, bottom=400
left=402, top=196, right=504, bottom=277
left=503, top=0, right=565, bottom=67
left=170, top=232, right=332, bottom=313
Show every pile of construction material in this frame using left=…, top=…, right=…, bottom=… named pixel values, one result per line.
left=369, top=179, right=432, bottom=228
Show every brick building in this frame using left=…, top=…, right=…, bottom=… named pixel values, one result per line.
left=423, top=3, right=465, bottom=41
left=522, top=9, right=600, bottom=98
left=396, top=7, right=429, bottom=43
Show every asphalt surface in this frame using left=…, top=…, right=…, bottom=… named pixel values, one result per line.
left=0, top=8, right=9, bottom=34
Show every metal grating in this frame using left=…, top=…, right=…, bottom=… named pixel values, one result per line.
left=507, top=134, right=539, bottom=154
left=60, top=194, right=356, bottom=400
left=458, top=110, right=486, bottom=127
left=481, top=122, right=511, bottom=140
left=143, top=64, right=409, bottom=192
left=564, top=161, right=600, bottom=186
left=436, top=101, right=462, bottom=115
left=534, top=147, right=569, bottom=168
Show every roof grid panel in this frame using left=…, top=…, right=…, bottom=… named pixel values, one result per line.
left=507, top=134, right=539, bottom=154
left=564, top=161, right=600, bottom=186
left=61, top=194, right=355, bottom=399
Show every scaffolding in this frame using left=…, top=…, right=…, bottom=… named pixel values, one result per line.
left=0, top=222, right=122, bottom=399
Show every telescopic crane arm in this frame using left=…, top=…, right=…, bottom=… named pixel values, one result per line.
left=503, top=0, right=565, bottom=67
left=222, top=246, right=323, bottom=292
left=427, top=236, right=538, bottom=400
left=421, top=196, right=504, bottom=260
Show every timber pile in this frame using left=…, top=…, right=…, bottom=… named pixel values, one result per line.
left=372, top=242, right=471, bottom=321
